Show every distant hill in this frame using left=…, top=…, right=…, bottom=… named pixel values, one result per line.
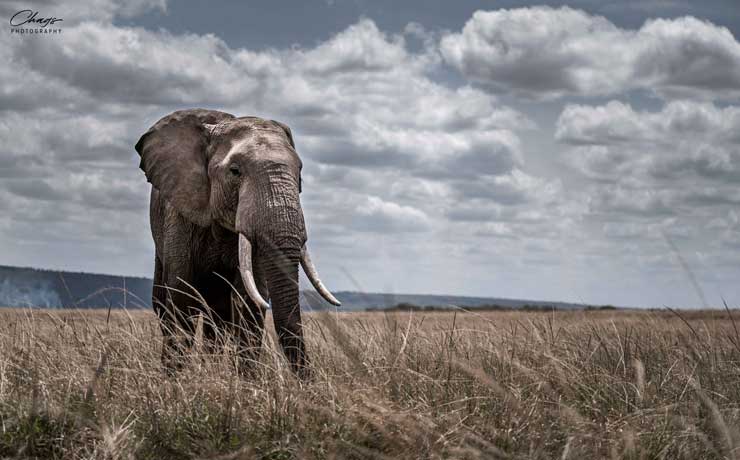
left=0, top=265, right=590, bottom=311
left=0, top=265, right=152, bottom=309
left=308, top=291, right=585, bottom=311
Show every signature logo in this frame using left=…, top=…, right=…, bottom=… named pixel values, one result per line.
left=10, top=9, right=63, bottom=28
left=10, top=10, right=64, bottom=33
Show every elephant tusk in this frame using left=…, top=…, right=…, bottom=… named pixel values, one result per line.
left=238, top=234, right=270, bottom=310
left=300, top=245, right=341, bottom=306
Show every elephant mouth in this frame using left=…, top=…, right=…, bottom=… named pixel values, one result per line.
left=237, top=233, right=341, bottom=309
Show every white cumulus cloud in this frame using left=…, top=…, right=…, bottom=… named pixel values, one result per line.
left=440, top=6, right=740, bottom=99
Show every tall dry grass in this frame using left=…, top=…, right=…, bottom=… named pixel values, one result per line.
left=0, top=307, right=739, bottom=459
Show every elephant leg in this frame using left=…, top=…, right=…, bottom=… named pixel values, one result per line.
left=152, top=256, right=181, bottom=373
left=229, top=274, right=266, bottom=375
left=157, top=264, right=199, bottom=373
left=200, top=316, right=223, bottom=357
left=199, top=273, right=233, bottom=357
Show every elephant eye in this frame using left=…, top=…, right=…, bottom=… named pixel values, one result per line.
left=229, top=164, right=241, bottom=177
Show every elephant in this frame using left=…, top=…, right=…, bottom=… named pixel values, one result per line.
left=134, top=108, right=340, bottom=376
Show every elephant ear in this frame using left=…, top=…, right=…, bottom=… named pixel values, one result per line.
left=135, top=109, right=235, bottom=227
left=271, top=119, right=295, bottom=148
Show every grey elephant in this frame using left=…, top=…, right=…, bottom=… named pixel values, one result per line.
left=135, top=108, right=340, bottom=376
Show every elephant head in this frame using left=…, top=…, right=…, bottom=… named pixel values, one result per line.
left=135, top=109, right=339, bottom=371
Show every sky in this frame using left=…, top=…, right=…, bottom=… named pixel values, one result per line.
left=1, top=0, right=740, bottom=308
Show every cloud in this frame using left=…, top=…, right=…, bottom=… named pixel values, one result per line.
left=557, top=100, right=740, bottom=186
left=301, top=19, right=412, bottom=75
left=600, top=0, right=693, bottom=13
left=440, top=7, right=631, bottom=98
left=351, top=196, right=431, bottom=233
left=553, top=98, right=740, bottom=302
left=440, top=6, right=740, bottom=99
left=7, top=2, right=736, bottom=306
left=9, top=14, right=529, bottom=176
left=13, top=23, right=250, bottom=106
left=0, top=0, right=166, bottom=24
left=450, top=169, right=562, bottom=205
left=5, top=179, right=67, bottom=202
left=0, top=6, right=568, bottom=291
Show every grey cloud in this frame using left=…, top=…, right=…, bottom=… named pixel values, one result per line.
left=440, top=7, right=740, bottom=99
left=306, top=139, right=418, bottom=169
left=3, top=13, right=532, bottom=192
left=439, top=7, right=632, bottom=98
left=447, top=170, right=562, bottom=213
left=8, top=6, right=706, bottom=306
left=0, top=0, right=56, bottom=16
left=472, top=222, right=517, bottom=239
left=555, top=101, right=650, bottom=145
left=0, top=154, right=48, bottom=178
left=444, top=199, right=516, bottom=222
left=633, top=17, right=740, bottom=94
left=599, top=0, right=693, bottom=13
left=78, top=187, right=147, bottom=212
left=446, top=207, right=498, bottom=222
left=1, top=111, right=141, bottom=167
left=12, top=24, right=244, bottom=106
left=5, top=179, right=68, bottom=201
left=588, top=187, right=677, bottom=218
left=0, top=109, right=148, bottom=217
left=349, top=196, right=432, bottom=233
left=554, top=96, right=740, bottom=299
left=438, top=144, right=519, bottom=179
left=558, top=100, right=740, bottom=185
left=5, top=172, right=146, bottom=212
left=300, top=19, right=410, bottom=76
left=601, top=219, right=693, bottom=241
left=602, top=222, right=649, bottom=240
left=681, top=188, right=740, bottom=207
left=451, top=177, right=529, bottom=204
left=0, top=0, right=166, bottom=25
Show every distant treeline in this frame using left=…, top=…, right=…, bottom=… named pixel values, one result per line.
left=367, top=302, right=619, bottom=312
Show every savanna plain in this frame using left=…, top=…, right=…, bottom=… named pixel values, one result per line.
left=1, top=307, right=740, bottom=459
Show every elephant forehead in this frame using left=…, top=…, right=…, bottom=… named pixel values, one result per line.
left=216, top=130, right=298, bottom=169
left=209, top=120, right=287, bottom=154
left=217, top=116, right=278, bottom=132
left=231, top=127, right=289, bottom=151
left=213, top=118, right=283, bottom=141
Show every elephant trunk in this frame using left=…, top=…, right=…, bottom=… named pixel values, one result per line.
left=262, top=245, right=308, bottom=374
left=238, top=163, right=310, bottom=374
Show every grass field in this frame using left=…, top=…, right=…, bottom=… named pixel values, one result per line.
left=1, top=307, right=740, bottom=459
